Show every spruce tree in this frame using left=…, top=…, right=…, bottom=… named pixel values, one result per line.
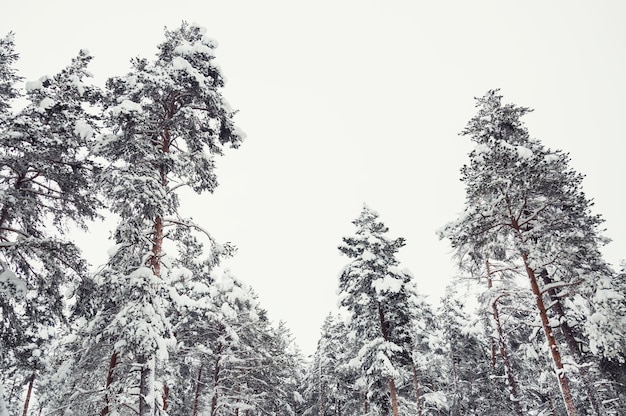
left=337, top=205, right=420, bottom=416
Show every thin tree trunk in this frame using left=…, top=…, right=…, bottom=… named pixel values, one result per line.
left=21, top=373, right=35, bottom=416
left=211, top=345, right=222, bottom=416
left=162, top=384, right=169, bottom=411
left=101, top=352, right=118, bottom=416
left=541, top=269, right=604, bottom=416
left=521, top=253, right=577, bottom=416
left=388, top=379, right=400, bottom=416
left=492, top=295, right=524, bottom=416
left=486, top=260, right=524, bottom=416
left=192, top=366, right=203, bottom=416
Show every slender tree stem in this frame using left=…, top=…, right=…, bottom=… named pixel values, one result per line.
left=21, top=373, right=35, bottom=416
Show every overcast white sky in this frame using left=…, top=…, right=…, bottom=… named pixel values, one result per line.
left=3, top=1, right=625, bottom=356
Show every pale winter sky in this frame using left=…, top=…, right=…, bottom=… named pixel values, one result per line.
left=2, top=1, right=625, bottom=356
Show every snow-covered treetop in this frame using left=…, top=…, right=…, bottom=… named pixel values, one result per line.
left=339, top=204, right=405, bottom=261
left=0, top=32, right=22, bottom=115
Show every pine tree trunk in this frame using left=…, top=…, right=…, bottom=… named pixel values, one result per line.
left=486, top=260, right=524, bottom=416
left=541, top=269, right=604, bottom=416
left=101, top=352, right=118, bottom=416
left=492, top=295, right=524, bottom=416
left=522, top=254, right=577, bottom=416
left=388, top=378, right=400, bottom=416
left=21, top=373, right=35, bottom=416
left=192, top=366, right=203, bottom=416
left=162, top=384, right=169, bottom=411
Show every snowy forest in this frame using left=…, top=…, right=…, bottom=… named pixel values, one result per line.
left=1, top=22, right=625, bottom=416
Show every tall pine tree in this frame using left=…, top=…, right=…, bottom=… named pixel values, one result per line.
left=440, top=90, right=626, bottom=415
left=59, top=22, right=244, bottom=416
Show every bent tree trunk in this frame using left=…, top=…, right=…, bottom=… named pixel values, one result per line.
left=492, top=296, right=524, bottom=416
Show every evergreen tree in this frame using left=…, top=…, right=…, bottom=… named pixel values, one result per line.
left=440, top=90, right=626, bottom=415
left=55, top=22, right=244, bottom=416
left=0, top=35, right=100, bottom=414
left=337, top=205, right=420, bottom=416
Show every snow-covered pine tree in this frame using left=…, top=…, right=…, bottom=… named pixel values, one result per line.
left=58, top=22, right=244, bottom=416
left=337, top=205, right=420, bottom=416
left=0, top=35, right=100, bottom=414
left=440, top=89, right=626, bottom=416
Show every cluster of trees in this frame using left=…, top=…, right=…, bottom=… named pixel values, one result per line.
left=0, top=23, right=304, bottom=416
left=300, top=91, right=626, bottom=416
left=1, top=22, right=625, bottom=416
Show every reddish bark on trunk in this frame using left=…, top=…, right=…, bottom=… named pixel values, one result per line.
left=492, top=296, right=524, bottom=416
left=21, top=373, right=35, bottom=416
left=101, top=352, right=118, bottom=416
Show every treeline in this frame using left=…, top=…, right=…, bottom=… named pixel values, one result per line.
left=1, top=23, right=625, bottom=416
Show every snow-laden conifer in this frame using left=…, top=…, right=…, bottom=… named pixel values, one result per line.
left=58, top=22, right=244, bottom=416
left=440, top=90, right=626, bottom=415
left=337, top=205, right=423, bottom=416
left=0, top=37, right=100, bottom=414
